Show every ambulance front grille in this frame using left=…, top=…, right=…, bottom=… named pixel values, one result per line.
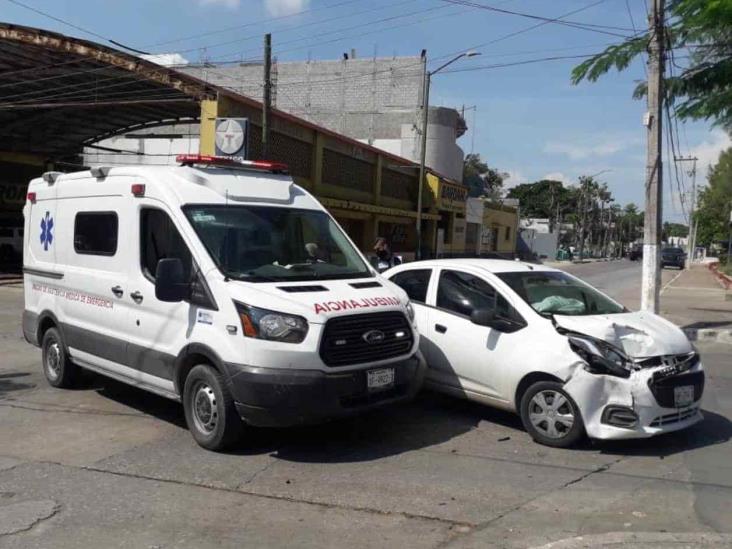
left=319, top=311, right=413, bottom=367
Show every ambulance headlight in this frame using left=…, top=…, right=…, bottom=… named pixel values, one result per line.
left=405, top=300, right=415, bottom=322
left=235, top=302, right=308, bottom=343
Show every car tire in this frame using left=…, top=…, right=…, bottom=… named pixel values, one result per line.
left=520, top=381, right=584, bottom=448
left=183, top=364, right=243, bottom=451
left=41, top=327, right=77, bottom=388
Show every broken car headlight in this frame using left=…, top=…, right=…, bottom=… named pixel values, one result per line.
left=567, top=335, right=631, bottom=378
left=234, top=302, right=309, bottom=343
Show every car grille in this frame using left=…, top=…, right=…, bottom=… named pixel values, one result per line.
left=649, top=406, right=699, bottom=427
left=319, top=311, right=413, bottom=367
left=648, top=370, right=704, bottom=408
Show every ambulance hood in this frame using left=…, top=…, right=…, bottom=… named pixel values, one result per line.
left=224, top=277, right=409, bottom=324
left=554, top=311, right=692, bottom=359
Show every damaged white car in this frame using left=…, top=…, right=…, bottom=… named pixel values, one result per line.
left=385, top=259, right=704, bottom=448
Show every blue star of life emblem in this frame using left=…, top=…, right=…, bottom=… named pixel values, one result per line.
left=40, top=211, right=54, bottom=251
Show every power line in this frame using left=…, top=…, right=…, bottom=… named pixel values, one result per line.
left=440, top=0, right=635, bottom=37
left=147, top=0, right=363, bottom=49
left=4, top=0, right=149, bottom=54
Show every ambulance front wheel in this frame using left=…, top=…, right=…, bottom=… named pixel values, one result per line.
left=183, top=364, right=244, bottom=451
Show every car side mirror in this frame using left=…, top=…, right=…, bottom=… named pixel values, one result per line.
left=470, top=308, right=496, bottom=327
left=155, top=258, right=187, bottom=302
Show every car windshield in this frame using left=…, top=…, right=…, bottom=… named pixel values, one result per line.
left=663, top=247, right=683, bottom=254
left=497, top=271, right=625, bottom=316
left=184, top=205, right=372, bottom=282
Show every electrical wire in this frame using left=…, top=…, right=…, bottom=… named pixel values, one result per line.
left=440, top=0, right=635, bottom=37
left=4, top=0, right=149, bottom=54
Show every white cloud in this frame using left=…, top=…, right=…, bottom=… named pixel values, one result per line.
left=541, top=172, right=572, bottom=185
left=198, top=0, right=240, bottom=8
left=263, top=0, right=309, bottom=16
left=689, top=129, right=732, bottom=179
left=141, top=53, right=189, bottom=67
left=503, top=170, right=527, bottom=189
left=543, top=136, right=638, bottom=161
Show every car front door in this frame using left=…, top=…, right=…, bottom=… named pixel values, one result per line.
left=122, top=204, right=200, bottom=394
left=425, top=268, right=525, bottom=404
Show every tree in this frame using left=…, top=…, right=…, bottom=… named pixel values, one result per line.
left=662, top=222, right=689, bottom=239
left=506, top=179, right=576, bottom=232
left=463, top=153, right=507, bottom=198
left=694, top=147, right=732, bottom=247
left=571, top=0, right=732, bottom=129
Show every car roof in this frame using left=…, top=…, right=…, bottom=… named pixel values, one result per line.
left=394, top=258, right=561, bottom=274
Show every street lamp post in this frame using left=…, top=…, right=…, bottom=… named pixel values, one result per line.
left=415, top=51, right=480, bottom=260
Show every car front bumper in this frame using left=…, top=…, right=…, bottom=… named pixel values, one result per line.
left=225, top=352, right=426, bottom=427
left=565, top=362, right=705, bottom=441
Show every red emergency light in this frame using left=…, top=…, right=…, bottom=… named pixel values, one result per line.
left=27, top=192, right=37, bottom=203
left=175, top=154, right=288, bottom=174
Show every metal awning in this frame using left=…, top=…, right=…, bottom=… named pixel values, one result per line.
left=0, top=23, right=219, bottom=160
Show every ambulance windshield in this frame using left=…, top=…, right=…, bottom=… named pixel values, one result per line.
left=184, top=205, right=372, bottom=282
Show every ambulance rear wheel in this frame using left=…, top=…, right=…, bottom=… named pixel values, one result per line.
left=183, top=364, right=243, bottom=451
left=41, top=327, right=77, bottom=388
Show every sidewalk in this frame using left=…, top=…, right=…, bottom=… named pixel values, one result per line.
left=660, top=264, right=732, bottom=344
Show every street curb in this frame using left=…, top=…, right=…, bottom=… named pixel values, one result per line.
left=530, top=531, right=732, bottom=548
left=708, top=261, right=732, bottom=290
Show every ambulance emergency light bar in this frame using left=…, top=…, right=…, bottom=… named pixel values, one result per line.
left=176, top=154, right=289, bottom=174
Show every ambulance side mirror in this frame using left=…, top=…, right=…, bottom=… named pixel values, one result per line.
left=155, top=258, right=187, bottom=302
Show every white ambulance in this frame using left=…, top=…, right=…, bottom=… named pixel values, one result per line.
left=22, top=155, right=425, bottom=450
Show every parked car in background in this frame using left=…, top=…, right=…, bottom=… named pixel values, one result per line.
left=385, top=259, right=704, bottom=448
left=628, top=246, right=642, bottom=261
left=661, top=247, right=686, bottom=269
left=0, top=222, right=23, bottom=263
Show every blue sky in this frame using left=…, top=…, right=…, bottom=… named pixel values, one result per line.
left=5, top=0, right=730, bottom=223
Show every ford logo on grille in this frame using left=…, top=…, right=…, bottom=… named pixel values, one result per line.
left=362, top=329, right=386, bottom=344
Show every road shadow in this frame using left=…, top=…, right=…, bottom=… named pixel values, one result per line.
left=593, top=409, right=732, bottom=457
left=85, top=372, right=187, bottom=429
left=226, top=390, right=483, bottom=462
left=0, top=372, right=35, bottom=397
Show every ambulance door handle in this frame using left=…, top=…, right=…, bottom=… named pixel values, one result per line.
left=435, top=324, right=447, bottom=334
left=130, top=291, right=144, bottom=303
left=111, top=286, right=124, bottom=298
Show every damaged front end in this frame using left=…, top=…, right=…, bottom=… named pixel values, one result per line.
left=556, top=321, right=704, bottom=440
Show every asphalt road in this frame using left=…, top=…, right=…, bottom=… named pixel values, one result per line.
left=1, top=262, right=731, bottom=549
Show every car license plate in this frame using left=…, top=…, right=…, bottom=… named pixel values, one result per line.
left=674, top=385, right=694, bottom=407
left=367, top=368, right=395, bottom=391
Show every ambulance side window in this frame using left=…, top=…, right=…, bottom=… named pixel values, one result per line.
left=74, top=212, right=118, bottom=256
left=140, top=208, right=193, bottom=282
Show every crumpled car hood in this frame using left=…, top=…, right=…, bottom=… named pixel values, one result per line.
left=554, top=311, right=692, bottom=359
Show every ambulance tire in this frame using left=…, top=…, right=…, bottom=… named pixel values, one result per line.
left=41, top=327, right=77, bottom=388
left=520, top=381, right=585, bottom=448
left=183, top=364, right=244, bottom=451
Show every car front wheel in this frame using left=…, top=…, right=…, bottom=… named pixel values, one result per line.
left=183, top=364, right=243, bottom=451
left=520, top=381, right=585, bottom=448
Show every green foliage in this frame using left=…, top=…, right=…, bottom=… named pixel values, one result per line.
left=507, top=179, right=576, bottom=219
left=571, top=0, right=732, bottom=129
left=463, top=153, right=506, bottom=197
left=663, top=222, right=689, bottom=238
left=694, top=147, right=732, bottom=246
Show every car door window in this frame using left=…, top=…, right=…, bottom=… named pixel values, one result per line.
left=140, top=208, right=193, bottom=282
left=389, top=269, right=431, bottom=303
left=437, top=270, right=520, bottom=322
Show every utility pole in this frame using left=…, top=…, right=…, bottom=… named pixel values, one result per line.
left=675, top=156, right=698, bottom=268
left=416, top=56, right=430, bottom=261
left=262, top=33, right=272, bottom=158
left=641, top=0, right=665, bottom=313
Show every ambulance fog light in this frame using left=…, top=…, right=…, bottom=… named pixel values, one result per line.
left=234, top=302, right=308, bottom=343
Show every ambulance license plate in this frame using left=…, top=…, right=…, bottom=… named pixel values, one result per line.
left=674, top=385, right=694, bottom=407
left=367, top=368, right=395, bottom=391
